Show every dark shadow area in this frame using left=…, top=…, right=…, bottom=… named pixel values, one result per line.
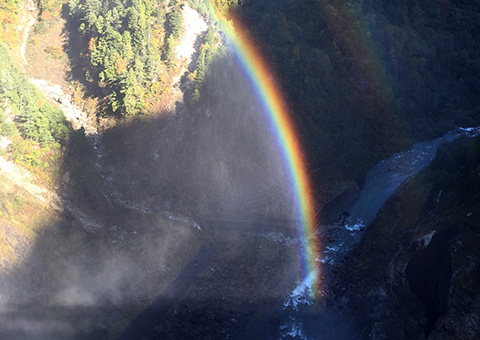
left=5, top=1, right=480, bottom=339
left=0, top=204, right=299, bottom=339
left=319, top=185, right=359, bottom=225
left=0, top=53, right=303, bottom=339
left=330, top=136, right=480, bottom=339
left=96, top=55, right=296, bottom=227
left=232, top=0, right=480, bottom=203
left=61, top=4, right=92, bottom=94
left=406, top=228, right=456, bottom=336
left=0, top=297, right=287, bottom=340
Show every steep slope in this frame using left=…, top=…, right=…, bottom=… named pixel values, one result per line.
left=231, top=0, right=480, bottom=201
left=332, top=135, right=480, bottom=339
left=0, top=156, right=62, bottom=272
left=1, top=2, right=303, bottom=340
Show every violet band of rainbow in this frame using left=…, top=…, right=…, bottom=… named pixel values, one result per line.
left=204, top=5, right=322, bottom=298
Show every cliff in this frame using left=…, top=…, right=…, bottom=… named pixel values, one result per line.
left=332, top=135, right=480, bottom=339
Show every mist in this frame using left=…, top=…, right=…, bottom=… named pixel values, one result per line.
left=0, top=54, right=302, bottom=339
left=102, top=55, right=296, bottom=226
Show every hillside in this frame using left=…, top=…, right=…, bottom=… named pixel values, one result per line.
left=332, top=135, right=480, bottom=339
left=0, top=0, right=479, bottom=339
left=231, top=0, right=480, bottom=201
left=0, top=1, right=300, bottom=339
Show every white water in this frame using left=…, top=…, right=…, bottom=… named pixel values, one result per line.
left=283, top=271, right=315, bottom=311
left=166, top=212, right=202, bottom=230
left=280, top=126, right=480, bottom=339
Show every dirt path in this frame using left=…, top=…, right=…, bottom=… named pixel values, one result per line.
left=3, top=0, right=100, bottom=226
left=16, top=0, right=36, bottom=68
left=20, top=17, right=35, bottom=67
left=17, top=1, right=97, bottom=135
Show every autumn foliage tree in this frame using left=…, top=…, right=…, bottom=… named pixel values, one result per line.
left=68, top=0, right=174, bottom=116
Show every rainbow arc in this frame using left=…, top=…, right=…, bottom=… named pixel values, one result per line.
left=203, top=3, right=322, bottom=299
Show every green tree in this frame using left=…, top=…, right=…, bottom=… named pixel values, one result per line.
left=0, top=122, right=17, bottom=136
left=122, top=68, right=143, bottom=116
left=69, top=0, right=172, bottom=116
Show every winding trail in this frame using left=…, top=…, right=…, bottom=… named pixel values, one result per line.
left=17, top=0, right=36, bottom=68
left=20, top=17, right=35, bottom=67
left=0, top=2, right=101, bottom=231
left=1, top=3, right=61, bottom=207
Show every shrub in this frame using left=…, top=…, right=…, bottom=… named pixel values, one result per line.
left=44, top=45, right=64, bottom=59
left=33, top=21, right=48, bottom=35
left=0, top=123, right=17, bottom=136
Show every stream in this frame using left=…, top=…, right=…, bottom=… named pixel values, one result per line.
left=280, top=126, right=480, bottom=340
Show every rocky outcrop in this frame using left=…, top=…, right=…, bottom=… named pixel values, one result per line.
left=405, top=229, right=456, bottom=336
left=331, top=136, right=480, bottom=339
left=29, top=78, right=97, bottom=135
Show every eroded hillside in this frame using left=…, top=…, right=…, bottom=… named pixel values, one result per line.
left=332, top=135, right=480, bottom=339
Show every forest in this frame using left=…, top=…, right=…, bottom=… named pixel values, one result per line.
left=67, top=0, right=175, bottom=116
left=0, top=44, right=72, bottom=182
left=0, top=0, right=479, bottom=207
left=228, top=0, right=480, bottom=199
left=1, top=0, right=479, bottom=200
left=66, top=0, right=226, bottom=115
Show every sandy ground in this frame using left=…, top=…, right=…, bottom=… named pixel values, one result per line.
left=0, top=156, right=60, bottom=208
left=175, top=3, right=208, bottom=64
left=170, top=2, right=208, bottom=102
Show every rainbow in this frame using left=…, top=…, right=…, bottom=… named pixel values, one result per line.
left=323, top=2, right=401, bottom=126
left=201, top=3, right=322, bottom=298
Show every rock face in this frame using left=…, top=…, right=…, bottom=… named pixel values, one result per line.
left=29, top=78, right=97, bottom=135
left=405, top=229, right=455, bottom=336
left=331, top=136, right=480, bottom=340
left=175, top=3, right=208, bottom=68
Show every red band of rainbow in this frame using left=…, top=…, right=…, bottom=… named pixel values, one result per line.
left=202, top=3, right=322, bottom=298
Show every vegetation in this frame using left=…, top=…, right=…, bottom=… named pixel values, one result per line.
left=1, top=0, right=479, bottom=201
left=0, top=0, right=479, bottom=337
left=222, top=0, right=480, bottom=200
left=188, top=0, right=244, bottom=16
left=0, top=45, right=71, bottom=145
left=67, top=0, right=188, bottom=116
left=0, top=0, right=22, bottom=48
left=0, top=44, right=72, bottom=183
left=188, top=26, right=222, bottom=103
left=36, top=0, right=65, bottom=19
left=163, top=0, right=183, bottom=67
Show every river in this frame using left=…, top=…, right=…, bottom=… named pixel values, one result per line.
left=279, top=126, right=480, bottom=340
